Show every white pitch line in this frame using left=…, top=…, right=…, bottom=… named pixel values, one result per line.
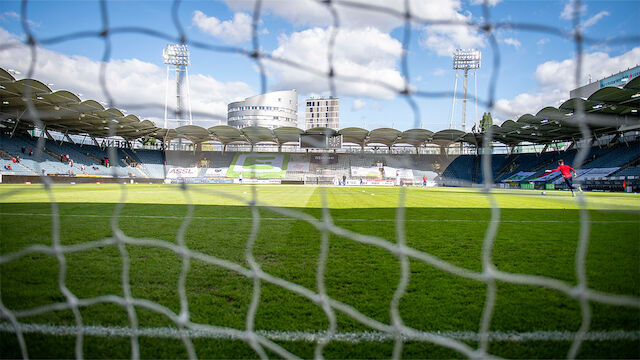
left=0, top=323, right=638, bottom=343
left=0, top=213, right=635, bottom=223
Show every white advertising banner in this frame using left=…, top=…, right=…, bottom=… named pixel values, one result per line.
left=167, top=167, right=199, bottom=179
left=204, top=167, right=228, bottom=177
left=231, top=153, right=285, bottom=174
left=383, top=167, right=414, bottom=179
left=287, top=161, right=310, bottom=172
left=237, top=178, right=282, bottom=184
left=351, top=166, right=382, bottom=177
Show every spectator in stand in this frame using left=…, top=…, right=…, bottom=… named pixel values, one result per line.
left=16, top=156, right=20, bottom=163
left=105, top=158, right=110, bottom=168
left=28, top=148, right=33, bottom=156
left=342, top=174, right=346, bottom=185
left=21, top=146, right=25, bottom=154
left=423, top=175, right=428, bottom=187
left=12, top=157, right=16, bottom=163
left=81, top=164, right=86, bottom=172
left=61, top=154, right=66, bottom=162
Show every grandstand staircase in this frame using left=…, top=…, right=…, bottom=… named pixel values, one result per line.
left=495, top=155, right=519, bottom=181
left=122, top=148, right=151, bottom=178
left=42, top=147, right=63, bottom=161
left=82, top=152, right=102, bottom=164
left=14, top=161, right=38, bottom=175
left=472, top=156, right=480, bottom=183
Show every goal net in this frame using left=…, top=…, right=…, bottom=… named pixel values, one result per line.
left=1, top=0, right=639, bottom=359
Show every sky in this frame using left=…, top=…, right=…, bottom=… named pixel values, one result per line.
left=1, top=0, right=639, bottom=132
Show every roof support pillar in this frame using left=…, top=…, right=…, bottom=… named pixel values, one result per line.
left=63, top=130, right=75, bottom=145
left=540, top=143, right=549, bottom=155
left=608, top=133, right=620, bottom=145
left=40, top=126, right=54, bottom=141
left=90, top=135, right=100, bottom=147
left=9, top=109, right=26, bottom=138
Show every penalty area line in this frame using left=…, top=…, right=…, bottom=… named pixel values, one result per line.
left=0, top=213, right=634, bottom=223
left=0, top=323, right=638, bottom=343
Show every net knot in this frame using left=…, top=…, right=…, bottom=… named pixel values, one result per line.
left=177, top=312, right=189, bottom=326
left=392, top=244, right=407, bottom=257
left=483, top=265, right=496, bottom=280
left=67, top=295, right=79, bottom=308
left=470, top=349, right=487, bottom=360
left=99, top=29, right=109, bottom=37
left=570, top=285, right=587, bottom=300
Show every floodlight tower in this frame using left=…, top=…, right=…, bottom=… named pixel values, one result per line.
left=163, top=44, right=193, bottom=128
left=449, top=49, right=481, bottom=132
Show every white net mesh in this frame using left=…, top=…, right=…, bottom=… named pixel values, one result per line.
left=1, top=0, right=639, bottom=359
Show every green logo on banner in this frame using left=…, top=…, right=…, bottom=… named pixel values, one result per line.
left=243, top=156, right=277, bottom=169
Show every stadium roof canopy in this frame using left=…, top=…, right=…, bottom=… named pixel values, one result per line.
left=0, top=68, right=161, bottom=140
left=1, top=67, right=638, bottom=147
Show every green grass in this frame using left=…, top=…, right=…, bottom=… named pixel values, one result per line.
left=1, top=184, right=639, bottom=359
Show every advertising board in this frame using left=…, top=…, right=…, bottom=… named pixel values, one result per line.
left=167, top=167, right=199, bottom=179
left=226, top=153, right=289, bottom=179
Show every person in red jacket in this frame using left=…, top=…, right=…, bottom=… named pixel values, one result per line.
left=545, top=159, right=580, bottom=196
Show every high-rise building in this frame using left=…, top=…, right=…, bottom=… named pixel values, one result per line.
left=305, top=97, right=339, bottom=129
left=227, top=90, right=297, bottom=129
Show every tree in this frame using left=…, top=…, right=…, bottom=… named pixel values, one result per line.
left=480, top=112, right=493, bottom=132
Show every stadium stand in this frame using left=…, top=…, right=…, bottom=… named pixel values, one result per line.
left=1, top=128, right=638, bottom=191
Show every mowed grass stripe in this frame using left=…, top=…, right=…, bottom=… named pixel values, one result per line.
left=0, top=212, right=635, bottom=223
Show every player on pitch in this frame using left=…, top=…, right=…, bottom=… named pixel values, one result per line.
left=545, top=159, right=580, bottom=196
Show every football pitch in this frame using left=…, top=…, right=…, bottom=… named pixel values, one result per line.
left=1, top=184, right=639, bottom=359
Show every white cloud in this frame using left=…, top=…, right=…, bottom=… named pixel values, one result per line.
left=536, top=38, right=549, bottom=46
left=560, top=0, right=587, bottom=20
left=227, top=0, right=484, bottom=57
left=582, top=11, right=609, bottom=29
left=1, top=11, right=19, bottom=20
left=502, top=37, right=521, bottom=49
left=351, top=99, right=367, bottom=111
left=0, top=27, right=253, bottom=127
left=494, top=47, right=640, bottom=119
left=470, top=0, right=502, bottom=6
left=418, top=4, right=485, bottom=57
left=192, top=10, right=254, bottom=44
left=268, top=27, right=404, bottom=99
left=1, top=11, right=39, bottom=27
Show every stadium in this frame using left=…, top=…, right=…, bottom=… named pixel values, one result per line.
left=1, top=1, right=640, bottom=359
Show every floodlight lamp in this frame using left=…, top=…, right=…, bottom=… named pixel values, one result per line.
left=452, top=49, right=481, bottom=70
left=163, top=44, right=190, bottom=66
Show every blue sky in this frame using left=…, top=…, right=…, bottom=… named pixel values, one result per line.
left=1, top=0, right=638, bottom=131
